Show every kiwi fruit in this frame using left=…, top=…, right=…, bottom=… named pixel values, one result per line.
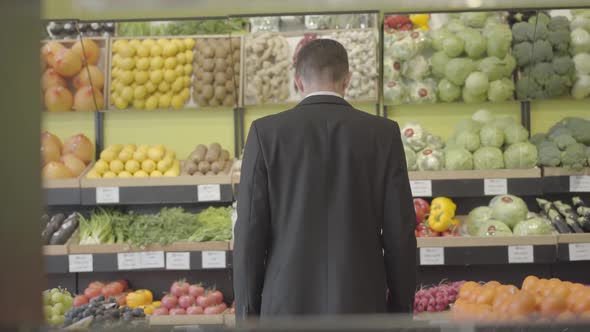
left=194, top=68, right=204, bottom=80
left=223, top=95, right=234, bottom=107
left=208, top=98, right=220, bottom=107
left=214, top=86, right=226, bottom=100
left=225, top=80, right=235, bottom=92
left=202, top=72, right=214, bottom=84
left=195, top=94, right=208, bottom=106
left=233, top=49, right=240, bottom=61
left=214, top=58, right=226, bottom=72
left=203, top=58, right=215, bottom=71
left=214, top=72, right=226, bottom=86
left=215, top=46, right=228, bottom=58
left=203, top=46, right=214, bottom=58
left=194, top=80, right=203, bottom=93
left=202, top=85, right=214, bottom=99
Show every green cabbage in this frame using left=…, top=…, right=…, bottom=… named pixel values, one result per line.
left=487, top=25, right=512, bottom=58
left=401, top=55, right=430, bottom=80
left=473, top=147, right=504, bottom=170
left=570, top=28, right=590, bottom=55
left=431, top=52, right=451, bottom=78
left=504, top=124, right=529, bottom=145
left=460, top=12, right=488, bottom=28
left=488, top=78, right=515, bottom=102
left=432, top=28, right=454, bottom=51
left=573, top=53, right=590, bottom=75
left=455, top=130, right=481, bottom=152
left=458, top=28, right=487, bottom=59
left=480, top=123, right=504, bottom=148
left=467, top=206, right=493, bottom=235
left=513, top=217, right=553, bottom=236
left=490, top=195, right=528, bottom=229
left=465, top=71, right=489, bottom=95
left=438, top=79, right=461, bottom=102
left=462, top=87, right=487, bottom=103
left=504, top=142, right=538, bottom=169
left=476, top=219, right=513, bottom=236
left=446, top=19, right=466, bottom=33
left=383, top=81, right=407, bottom=105
left=455, top=119, right=482, bottom=133
left=442, top=34, right=465, bottom=57
left=445, top=147, right=473, bottom=170
left=404, top=145, right=417, bottom=171
left=572, top=75, right=590, bottom=100
left=417, top=148, right=445, bottom=171
left=445, top=58, right=475, bottom=85
left=472, top=109, right=495, bottom=124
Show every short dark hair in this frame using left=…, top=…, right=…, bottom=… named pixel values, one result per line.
left=295, top=39, right=349, bottom=83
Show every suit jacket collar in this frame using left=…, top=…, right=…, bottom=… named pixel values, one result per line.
left=297, top=95, right=352, bottom=108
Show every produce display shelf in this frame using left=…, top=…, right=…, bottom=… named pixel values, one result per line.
left=80, top=172, right=235, bottom=205
left=43, top=178, right=82, bottom=205
left=413, top=311, right=451, bottom=322
left=556, top=233, right=590, bottom=262
left=408, top=168, right=542, bottom=198
left=542, top=167, right=590, bottom=194
left=45, top=242, right=232, bottom=273
left=416, top=235, right=557, bottom=266
left=148, top=313, right=226, bottom=326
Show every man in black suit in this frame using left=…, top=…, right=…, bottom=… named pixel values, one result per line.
left=233, top=39, right=416, bottom=319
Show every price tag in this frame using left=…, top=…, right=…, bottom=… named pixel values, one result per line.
left=419, top=247, right=444, bottom=265
left=68, top=254, right=93, bottom=272
left=198, top=184, right=221, bottom=202
left=484, top=178, right=508, bottom=196
left=569, top=243, right=590, bottom=261
left=202, top=251, right=226, bottom=268
left=508, top=245, right=534, bottom=263
left=410, top=180, right=432, bottom=197
left=166, top=252, right=190, bottom=270
left=570, top=176, right=590, bottom=192
left=117, top=252, right=141, bottom=270
left=96, top=187, right=119, bottom=204
left=140, top=251, right=165, bottom=269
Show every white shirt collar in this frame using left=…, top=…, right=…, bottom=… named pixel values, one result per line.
left=303, top=91, right=343, bottom=99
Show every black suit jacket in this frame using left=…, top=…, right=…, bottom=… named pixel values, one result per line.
left=233, top=95, right=416, bottom=319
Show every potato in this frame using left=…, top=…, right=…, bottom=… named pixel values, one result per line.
left=221, top=40, right=231, bottom=53
left=182, top=160, right=198, bottom=175
left=195, top=54, right=205, bottom=66
left=219, top=149, right=230, bottom=162
left=209, top=142, right=222, bottom=152
left=202, top=59, right=215, bottom=71
left=211, top=160, right=225, bottom=174
left=215, top=72, right=226, bottom=86
left=234, top=63, right=240, bottom=74
left=214, top=58, right=226, bottom=72
left=203, top=46, right=214, bottom=58
left=214, top=86, right=226, bottom=101
left=225, top=66, right=234, bottom=78
left=206, top=171, right=216, bottom=176
left=192, top=171, right=204, bottom=177
left=198, top=161, right=211, bottom=174
left=230, top=38, right=240, bottom=49
left=202, top=85, right=214, bottom=99
left=225, top=80, right=235, bottom=92
left=223, top=95, right=234, bottom=107
left=223, top=159, right=233, bottom=174
left=195, top=68, right=204, bottom=80
left=233, top=49, right=241, bottom=62
left=208, top=98, right=220, bottom=107
left=215, top=46, right=228, bottom=58
left=202, top=72, right=214, bottom=84
left=195, top=94, right=208, bottom=106
left=194, top=80, right=203, bottom=93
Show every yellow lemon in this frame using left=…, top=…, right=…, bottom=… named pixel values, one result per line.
left=172, top=39, right=185, bottom=52
left=94, top=160, right=109, bottom=174
left=172, top=77, right=184, bottom=93
left=183, top=38, right=195, bottom=50
left=159, top=93, right=172, bottom=108
left=134, top=71, right=149, bottom=84
left=118, top=150, right=133, bottom=162
left=100, top=150, right=117, bottom=162
left=136, top=58, right=150, bottom=71
left=145, top=81, right=157, bottom=94
left=165, top=150, right=176, bottom=160
left=134, top=170, right=149, bottom=178
left=109, top=160, right=125, bottom=173
left=103, top=171, right=117, bottom=178
left=121, top=86, right=134, bottom=102
left=141, top=159, right=156, bottom=173
left=129, top=39, right=141, bottom=49
left=164, top=57, right=177, bottom=70
left=150, top=170, right=163, bottom=177
left=183, top=64, right=193, bottom=75
left=184, top=50, right=194, bottom=63
left=118, top=171, right=133, bottom=178
left=183, top=76, right=191, bottom=88
left=164, top=169, right=179, bottom=177
left=108, top=144, right=123, bottom=153
left=164, top=69, right=176, bottom=83
left=156, top=38, right=169, bottom=46
left=157, top=159, right=172, bottom=172
left=119, top=57, right=135, bottom=70
left=114, top=97, right=128, bottom=110
left=86, top=170, right=101, bottom=179
left=134, top=85, right=147, bottom=99
left=136, top=45, right=150, bottom=57
left=133, top=99, right=145, bottom=109
left=176, top=52, right=186, bottom=65
left=147, top=147, right=164, bottom=162
left=180, top=87, right=190, bottom=101
left=142, top=39, right=156, bottom=48
left=133, top=150, right=147, bottom=162
left=174, top=65, right=184, bottom=77
left=138, top=144, right=149, bottom=152
left=118, top=44, right=135, bottom=58
left=119, top=70, right=134, bottom=85
left=145, top=96, right=158, bottom=110
left=123, top=144, right=137, bottom=151
left=150, top=44, right=163, bottom=57
left=150, top=56, right=164, bottom=70
left=149, top=70, right=163, bottom=84
left=112, top=40, right=127, bottom=53
left=171, top=94, right=184, bottom=109
left=125, top=159, right=141, bottom=173
left=162, top=43, right=178, bottom=57
left=158, top=81, right=170, bottom=93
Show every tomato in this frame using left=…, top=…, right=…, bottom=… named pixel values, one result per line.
left=153, top=307, right=169, bottom=316
left=189, top=285, right=205, bottom=298
left=413, top=199, right=430, bottom=225
left=186, top=306, right=204, bottom=315
left=88, top=281, right=104, bottom=289
left=101, top=285, right=117, bottom=298
left=115, top=279, right=129, bottom=291
left=108, top=281, right=125, bottom=294
left=73, top=295, right=89, bottom=307
left=572, top=293, right=590, bottom=314
left=415, top=223, right=439, bottom=237
left=178, top=295, right=196, bottom=309
left=196, top=295, right=212, bottom=308
left=170, top=308, right=186, bottom=315
left=161, top=295, right=178, bottom=310
left=209, top=290, right=224, bottom=304
left=171, top=280, right=190, bottom=297
left=204, top=303, right=227, bottom=315
left=84, top=287, right=101, bottom=299
left=115, top=293, right=127, bottom=306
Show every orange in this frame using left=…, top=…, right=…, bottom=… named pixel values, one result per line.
left=556, top=311, right=575, bottom=321
left=549, top=284, right=571, bottom=300
left=540, top=295, right=567, bottom=318
left=509, top=291, right=536, bottom=316
left=522, top=275, right=539, bottom=293
left=572, top=293, right=590, bottom=314
left=476, top=287, right=496, bottom=305
left=483, top=281, right=501, bottom=289
left=459, top=282, right=480, bottom=301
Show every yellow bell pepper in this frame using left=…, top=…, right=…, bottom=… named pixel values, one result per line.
left=428, top=197, right=457, bottom=232
left=152, top=301, right=161, bottom=308
left=410, top=14, right=430, bottom=30
left=125, top=289, right=153, bottom=308
left=143, top=305, right=155, bottom=315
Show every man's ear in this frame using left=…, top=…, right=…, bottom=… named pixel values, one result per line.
left=294, top=75, right=304, bottom=94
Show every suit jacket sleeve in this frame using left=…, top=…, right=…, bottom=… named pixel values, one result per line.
left=382, top=122, right=417, bottom=313
left=233, top=122, right=271, bottom=320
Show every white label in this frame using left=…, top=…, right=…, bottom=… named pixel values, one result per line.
left=68, top=254, right=93, bottom=272
left=166, top=252, right=191, bottom=270
left=410, top=180, right=432, bottom=197
left=96, top=187, right=120, bottom=204
left=117, top=252, right=141, bottom=270
left=419, top=247, right=444, bottom=265
left=484, top=178, right=508, bottom=196
left=202, top=251, right=226, bottom=268
left=508, top=245, right=534, bottom=263
left=569, top=243, right=590, bottom=261
left=140, top=251, right=165, bottom=269
left=198, top=184, right=221, bottom=202
left=570, top=176, right=590, bottom=192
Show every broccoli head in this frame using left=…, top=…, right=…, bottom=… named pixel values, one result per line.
left=562, top=118, right=590, bottom=145
left=512, top=22, right=535, bottom=43
left=538, top=141, right=561, bottom=166
left=532, top=40, right=553, bottom=63
left=548, top=30, right=571, bottom=55
left=545, top=75, right=570, bottom=97
left=532, top=23, right=549, bottom=41
left=552, top=134, right=577, bottom=150
left=547, top=16, right=570, bottom=32
left=547, top=123, right=573, bottom=140
left=530, top=133, right=548, bottom=146
left=528, top=12, right=551, bottom=27
left=516, top=75, right=540, bottom=99
left=513, top=42, right=533, bottom=67
left=531, top=62, right=553, bottom=86
left=561, top=143, right=588, bottom=170
left=552, top=56, right=575, bottom=76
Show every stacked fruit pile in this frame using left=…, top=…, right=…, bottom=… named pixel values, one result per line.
left=41, top=39, right=105, bottom=111
left=414, top=197, right=460, bottom=237
left=87, top=144, right=179, bottom=178
left=110, top=38, right=195, bottom=110
left=193, top=38, right=241, bottom=107
left=414, top=281, right=465, bottom=314
left=41, top=131, right=94, bottom=179
left=43, top=288, right=74, bottom=327
left=453, top=276, right=590, bottom=321
left=155, top=280, right=227, bottom=315
left=182, top=143, right=233, bottom=176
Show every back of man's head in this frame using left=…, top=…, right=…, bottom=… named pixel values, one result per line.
left=295, top=39, right=349, bottom=85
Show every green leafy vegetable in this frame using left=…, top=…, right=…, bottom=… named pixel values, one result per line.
left=188, top=207, right=233, bottom=242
